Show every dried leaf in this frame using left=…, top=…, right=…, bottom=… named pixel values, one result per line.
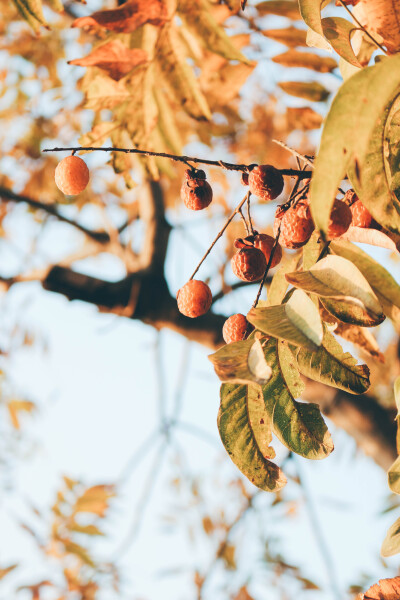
left=69, top=41, right=148, bottom=81
left=286, top=106, right=323, bottom=130
left=272, top=49, right=337, bottom=72
left=360, top=576, right=400, bottom=597
left=72, top=0, right=168, bottom=33
left=262, top=26, right=308, bottom=47
left=256, top=1, right=300, bottom=19
left=278, top=80, right=330, bottom=102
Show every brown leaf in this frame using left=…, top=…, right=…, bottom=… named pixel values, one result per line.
left=72, top=0, right=168, bottom=33
left=278, top=81, right=330, bottom=102
left=286, top=106, right=323, bottom=130
left=69, top=40, right=148, bottom=81
left=262, top=26, right=308, bottom=47
left=256, top=1, right=300, bottom=19
left=360, top=576, right=400, bottom=599
left=272, top=49, right=337, bottom=73
left=359, top=0, right=400, bottom=54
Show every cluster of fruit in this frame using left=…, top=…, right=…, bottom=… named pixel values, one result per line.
left=177, top=165, right=374, bottom=344
left=53, top=155, right=374, bottom=346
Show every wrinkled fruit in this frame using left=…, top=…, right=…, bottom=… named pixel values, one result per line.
left=253, top=233, right=282, bottom=268
left=177, top=279, right=212, bottom=318
left=231, top=246, right=267, bottom=282
left=55, top=155, right=89, bottom=196
left=273, top=199, right=314, bottom=249
left=248, top=165, right=284, bottom=201
left=343, top=190, right=373, bottom=228
left=180, top=169, right=213, bottom=211
left=327, top=199, right=352, bottom=239
left=223, top=314, right=250, bottom=344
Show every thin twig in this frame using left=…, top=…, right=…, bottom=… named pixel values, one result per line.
left=189, top=193, right=250, bottom=281
left=238, top=207, right=251, bottom=235
left=337, top=0, right=388, bottom=55
left=43, top=146, right=312, bottom=177
left=246, top=192, right=255, bottom=235
left=272, top=140, right=315, bottom=169
left=252, top=228, right=281, bottom=308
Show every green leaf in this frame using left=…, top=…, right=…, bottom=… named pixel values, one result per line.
left=330, top=240, right=400, bottom=328
left=388, top=457, right=400, bottom=496
left=267, top=252, right=300, bottom=306
left=262, top=340, right=333, bottom=459
left=321, top=17, right=361, bottom=67
left=256, top=1, right=301, bottom=19
left=209, top=337, right=272, bottom=385
left=218, top=383, right=287, bottom=492
left=247, top=289, right=323, bottom=350
left=13, top=0, right=48, bottom=31
left=299, top=0, right=330, bottom=37
left=395, top=376, right=400, bottom=419
left=278, top=81, right=330, bottom=102
left=285, top=255, right=385, bottom=326
left=309, top=55, right=400, bottom=236
left=382, top=517, right=400, bottom=557
left=302, top=231, right=323, bottom=270
left=179, top=0, right=251, bottom=64
left=296, top=327, right=370, bottom=394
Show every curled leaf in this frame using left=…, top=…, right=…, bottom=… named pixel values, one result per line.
left=69, top=41, right=148, bottom=81
left=72, top=0, right=168, bottom=33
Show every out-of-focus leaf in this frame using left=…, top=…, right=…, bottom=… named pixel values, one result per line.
left=286, top=255, right=384, bottom=325
left=69, top=523, right=104, bottom=536
left=12, top=0, right=48, bottom=32
left=63, top=540, right=95, bottom=567
left=278, top=81, right=330, bottom=102
left=286, top=106, right=323, bottom=130
left=262, top=27, right=308, bottom=47
left=0, top=565, right=17, bottom=580
left=73, top=485, right=115, bottom=517
left=262, top=339, right=333, bottom=459
left=157, top=25, right=211, bottom=120
left=296, top=327, right=370, bottom=394
left=218, top=383, right=287, bottom=492
left=256, top=1, right=300, bottom=19
left=83, top=74, right=131, bottom=110
left=180, top=0, right=251, bottom=63
left=248, top=289, right=323, bottom=350
left=209, top=337, right=272, bottom=385
left=79, top=122, right=120, bottom=149
left=72, top=0, right=168, bottom=33
left=273, top=49, right=337, bottom=72
left=69, top=41, right=148, bottom=81
left=309, top=55, right=400, bottom=236
left=7, top=399, right=35, bottom=430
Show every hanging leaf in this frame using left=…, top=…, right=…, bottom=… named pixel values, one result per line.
left=272, top=49, right=337, bottom=72
left=309, top=54, right=400, bottom=236
left=256, top=1, right=300, bottom=19
left=218, top=383, right=287, bottom=492
left=12, top=0, right=48, bottom=32
left=69, top=41, right=148, bottom=81
left=330, top=240, right=400, bottom=327
left=262, top=339, right=333, bottom=459
left=247, top=289, right=323, bottom=350
left=267, top=253, right=300, bottom=306
left=331, top=320, right=384, bottom=362
left=262, top=27, right=308, bottom=47
left=156, top=25, right=212, bottom=120
left=209, top=337, right=273, bottom=385
left=278, top=81, right=330, bottom=102
left=296, top=327, right=370, bottom=394
left=298, top=0, right=330, bottom=37
left=179, top=0, right=251, bottom=64
left=82, top=73, right=131, bottom=110
left=72, top=0, right=168, bottom=33
left=286, top=255, right=385, bottom=325
left=359, top=576, right=400, bottom=599
left=286, top=106, right=323, bottom=130
left=339, top=226, right=399, bottom=251
left=321, top=17, right=361, bottom=67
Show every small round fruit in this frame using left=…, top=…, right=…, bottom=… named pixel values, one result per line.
left=177, top=279, right=212, bottom=318
left=248, top=165, right=284, bottom=201
left=231, top=246, right=267, bottom=282
left=55, top=155, right=89, bottom=196
left=273, top=199, right=314, bottom=249
left=343, top=190, right=373, bottom=228
left=253, top=233, right=282, bottom=268
left=180, top=169, right=213, bottom=211
left=327, top=199, right=352, bottom=239
left=223, top=314, right=250, bottom=344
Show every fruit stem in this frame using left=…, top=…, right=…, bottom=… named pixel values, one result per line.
left=252, top=226, right=282, bottom=309
left=189, top=192, right=250, bottom=281
left=43, top=146, right=312, bottom=177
